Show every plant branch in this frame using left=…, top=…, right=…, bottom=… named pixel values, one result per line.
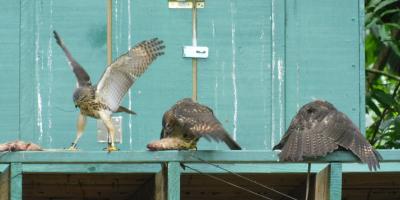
left=366, top=68, right=400, bottom=81
left=367, top=29, right=400, bottom=86
left=370, top=81, right=400, bottom=145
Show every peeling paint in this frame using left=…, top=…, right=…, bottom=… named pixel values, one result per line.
left=277, top=59, right=284, bottom=137
left=296, top=63, right=300, bottom=110
left=230, top=1, right=238, bottom=140
left=35, top=1, right=44, bottom=142
left=271, top=0, right=276, bottom=148
left=127, top=0, right=133, bottom=149
left=46, top=0, right=54, bottom=145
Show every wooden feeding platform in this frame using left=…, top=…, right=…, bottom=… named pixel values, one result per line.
left=0, top=150, right=399, bottom=200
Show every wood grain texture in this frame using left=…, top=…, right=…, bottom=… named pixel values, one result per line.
left=0, top=166, right=10, bottom=200
left=10, top=163, right=22, bottom=200
left=0, top=150, right=397, bottom=164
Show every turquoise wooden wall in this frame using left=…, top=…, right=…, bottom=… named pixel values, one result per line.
left=0, top=0, right=364, bottom=151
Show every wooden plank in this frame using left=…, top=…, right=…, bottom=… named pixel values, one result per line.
left=271, top=0, right=286, bottom=147
left=0, top=0, right=20, bottom=141
left=357, top=0, right=366, bottom=133
left=285, top=0, right=361, bottom=131
left=0, top=166, right=10, bottom=200
left=22, top=163, right=160, bottom=173
left=10, top=163, right=22, bottom=200
left=23, top=173, right=153, bottom=199
left=155, top=162, right=181, bottom=200
left=155, top=165, right=166, bottom=200
left=167, top=162, right=180, bottom=200
left=315, top=165, right=329, bottom=199
left=130, top=176, right=155, bottom=200
left=343, top=173, right=400, bottom=200
left=314, top=163, right=342, bottom=200
left=0, top=150, right=397, bottom=164
left=19, top=0, right=36, bottom=141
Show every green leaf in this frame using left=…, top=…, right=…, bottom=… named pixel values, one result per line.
left=373, top=0, right=398, bottom=13
left=380, top=118, right=393, bottom=131
left=377, top=24, right=392, bottom=41
left=388, top=41, right=400, bottom=57
left=385, top=22, right=400, bottom=30
left=372, top=89, right=398, bottom=110
left=379, top=8, right=400, bottom=18
left=366, top=95, right=382, bottom=116
left=365, top=34, right=379, bottom=65
left=366, top=0, right=384, bottom=10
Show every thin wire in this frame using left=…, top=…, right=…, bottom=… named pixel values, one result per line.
left=183, top=164, right=273, bottom=200
left=190, top=154, right=297, bottom=200
left=305, top=163, right=311, bottom=200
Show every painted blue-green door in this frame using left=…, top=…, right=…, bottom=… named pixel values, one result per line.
left=0, top=0, right=364, bottom=151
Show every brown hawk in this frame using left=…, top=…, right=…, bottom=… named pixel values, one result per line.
left=273, top=100, right=381, bottom=171
left=147, top=98, right=241, bottom=150
left=53, top=31, right=164, bottom=152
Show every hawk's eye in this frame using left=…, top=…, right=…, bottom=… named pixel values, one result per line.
left=307, top=107, right=315, bottom=113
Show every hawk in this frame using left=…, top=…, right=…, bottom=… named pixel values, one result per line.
left=53, top=31, right=164, bottom=152
left=273, top=100, right=381, bottom=171
left=147, top=98, right=241, bottom=150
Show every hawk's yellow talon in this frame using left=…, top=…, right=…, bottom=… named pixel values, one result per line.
left=66, top=146, right=79, bottom=151
left=105, top=146, right=119, bottom=152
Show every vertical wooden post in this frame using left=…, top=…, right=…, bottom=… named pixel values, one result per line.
left=155, top=165, right=166, bottom=200
left=0, top=166, right=10, bottom=200
left=106, top=0, right=113, bottom=65
left=191, top=0, right=198, bottom=102
left=314, top=163, right=342, bottom=200
left=10, top=163, right=22, bottom=200
left=155, top=162, right=181, bottom=200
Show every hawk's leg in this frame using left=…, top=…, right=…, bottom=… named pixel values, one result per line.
left=99, top=111, right=119, bottom=152
left=68, top=113, right=86, bottom=151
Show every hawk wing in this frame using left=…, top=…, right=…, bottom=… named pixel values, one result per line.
left=173, top=98, right=241, bottom=150
left=274, top=101, right=381, bottom=171
left=53, top=31, right=91, bottom=87
left=96, top=38, right=164, bottom=112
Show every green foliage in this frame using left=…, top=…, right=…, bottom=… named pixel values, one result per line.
left=365, top=0, right=400, bottom=148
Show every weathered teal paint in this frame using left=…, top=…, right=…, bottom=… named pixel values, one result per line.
left=10, top=163, right=22, bottom=200
left=22, top=163, right=161, bottom=173
left=0, top=164, right=9, bottom=174
left=329, top=163, right=343, bottom=200
left=0, top=150, right=397, bottom=164
left=0, top=0, right=20, bottom=141
left=285, top=0, right=362, bottom=132
left=0, top=0, right=365, bottom=153
left=167, top=162, right=181, bottom=200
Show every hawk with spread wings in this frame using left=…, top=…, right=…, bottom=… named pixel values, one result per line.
left=53, top=31, right=164, bottom=152
left=147, top=98, right=241, bottom=150
left=273, top=100, right=381, bottom=171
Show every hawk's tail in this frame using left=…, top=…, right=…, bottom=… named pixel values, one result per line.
left=116, top=106, right=136, bottom=115
left=223, top=134, right=242, bottom=150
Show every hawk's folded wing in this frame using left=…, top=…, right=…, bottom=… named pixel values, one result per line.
left=274, top=102, right=381, bottom=171
left=172, top=99, right=241, bottom=150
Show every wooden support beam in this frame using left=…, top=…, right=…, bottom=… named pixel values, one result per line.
left=0, top=150, right=397, bottom=165
left=0, top=165, right=10, bottom=200
left=155, top=162, right=181, bottom=200
left=10, top=163, right=22, bottom=200
left=314, top=163, right=342, bottom=200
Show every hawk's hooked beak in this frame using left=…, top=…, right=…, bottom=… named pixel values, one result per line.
left=159, top=129, right=164, bottom=139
